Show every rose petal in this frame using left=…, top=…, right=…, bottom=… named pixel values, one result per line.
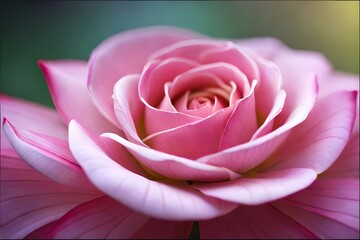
left=192, top=168, right=317, bottom=205
left=201, top=42, right=259, bottom=82
left=39, top=60, right=118, bottom=134
left=2, top=119, right=96, bottom=190
left=139, top=57, right=200, bottom=107
left=196, top=74, right=318, bottom=173
left=319, top=72, right=359, bottom=137
left=219, top=80, right=257, bottom=149
left=200, top=203, right=317, bottom=239
left=103, top=132, right=240, bottom=182
left=236, top=37, right=286, bottom=60
left=0, top=155, right=100, bottom=239
left=148, top=39, right=226, bottom=63
left=251, top=90, right=287, bottom=140
left=46, top=196, right=192, bottom=239
left=113, top=74, right=146, bottom=146
left=273, top=184, right=359, bottom=239
left=143, top=107, right=232, bottom=159
left=323, top=133, right=359, bottom=178
left=131, top=218, right=192, bottom=239
left=69, top=120, right=238, bottom=220
left=46, top=196, right=148, bottom=239
left=264, top=91, right=357, bottom=173
left=25, top=221, right=58, bottom=239
left=88, top=26, right=202, bottom=127
left=0, top=94, right=66, bottom=153
left=284, top=178, right=359, bottom=230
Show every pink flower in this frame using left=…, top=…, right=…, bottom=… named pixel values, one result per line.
left=1, top=26, right=358, bottom=239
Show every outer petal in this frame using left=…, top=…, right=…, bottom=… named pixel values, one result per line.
left=264, top=91, right=357, bottom=173
left=192, top=168, right=317, bottom=205
left=319, top=72, right=359, bottom=137
left=236, top=37, right=286, bottom=60
left=88, top=26, right=203, bottom=126
left=0, top=154, right=101, bottom=239
left=272, top=131, right=359, bottom=239
left=103, top=132, right=240, bottom=182
left=0, top=94, right=66, bottom=154
left=2, top=119, right=96, bottom=190
left=68, top=120, right=238, bottom=220
left=200, top=203, right=317, bottom=239
left=39, top=60, right=119, bottom=134
left=323, top=133, right=359, bottom=178
left=45, top=196, right=192, bottom=239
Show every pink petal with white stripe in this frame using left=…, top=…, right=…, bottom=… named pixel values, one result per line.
left=69, top=120, right=238, bottom=220
left=39, top=60, right=119, bottom=134
left=0, top=94, right=66, bottom=153
left=0, top=155, right=101, bottom=239
left=193, top=168, right=317, bottom=205
left=2, top=119, right=96, bottom=190
left=88, top=26, right=202, bottom=127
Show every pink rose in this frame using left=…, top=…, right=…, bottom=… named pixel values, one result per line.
left=1, top=26, right=358, bottom=238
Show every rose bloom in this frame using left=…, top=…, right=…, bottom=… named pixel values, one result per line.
left=0, top=26, right=359, bottom=239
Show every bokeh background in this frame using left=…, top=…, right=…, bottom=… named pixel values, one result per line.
left=1, top=1, right=359, bottom=108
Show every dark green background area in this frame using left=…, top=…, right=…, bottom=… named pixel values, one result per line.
left=1, top=1, right=359, bottom=108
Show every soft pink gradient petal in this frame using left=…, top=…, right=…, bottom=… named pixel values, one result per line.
left=323, top=133, right=359, bottom=178
left=46, top=196, right=192, bottom=239
left=201, top=42, right=259, bottom=82
left=3, top=119, right=96, bottom=190
left=200, top=204, right=317, bottom=239
left=197, top=75, right=318, bottom=173
left=251, top=90, right=286, bottom=140
left=103, top=132, right=240, bottom=182
left=264, top=91, right=357, bottom=173
left=254, top=58, right=283, bottom=120
left=0, top=155, right=101, bottom=239
left=149, top=39, right=226, bottom=63
left=68, top=120, right=238, bottom=220
left=319, top=72, right=359, bottom=137
left=193, top=168, right=317, bottom=205
left=39, top=60, right=119, bottom=134
left=168, top=62, right=251, bottom=102
left=200, top=42, right=284, bottom=120
left=88, top=26, right=202, bottom=127
left=139, top=57, right=200, bottom=107
left=46, top=196, right=148, bottom=239
left=272, top=49, right=329, bottom=126
left=236, top=37, right=286, bottom=60
left=113, top=74, right=146, bottom=146
left=219, top=80, right=257, bottom=149
left=143, top=107, right=232, bottom=159
left=283, top=178, right=359, bottom=230
left=0, top=94, right=66, bottom=153
left=140, top=60, right=203, bottom=136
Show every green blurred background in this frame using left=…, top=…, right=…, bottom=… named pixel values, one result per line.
left=1, top=1, right=359, bottom=108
